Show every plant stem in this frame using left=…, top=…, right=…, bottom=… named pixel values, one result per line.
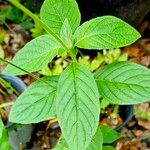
left=7, top=0, right=77, bottom=62
left=0, top=102, right=14, bottom=109
left=0, top=57, right=56, bottom=88
left=0, top=57, right=39, bottom=80
left=111, top=105, right=119, bottom=119
left=0, top=78, right=19, bottom=96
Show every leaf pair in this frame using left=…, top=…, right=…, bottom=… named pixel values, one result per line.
left=3, top=0, right=80, bottom=75
left=4, top=0, right=141, bottom=75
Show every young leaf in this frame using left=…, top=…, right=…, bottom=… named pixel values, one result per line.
left=87, top=126, right=103, bottom=150
left=95, top=61, right=150, bottom=104
left=40, top=0, right=81, bottom=35
left=75, top=16, right=141, bottom=50
left=60, top=19, right=73, bottom=48
left=56, top=62, right=100, bottom=150
left=9, top=76, right=58, bottom=124
left=3, top=35, right=64, bottom=75
left=100, top=125, right=121, bottom=144
left=0, top=117, right=10, bottom=150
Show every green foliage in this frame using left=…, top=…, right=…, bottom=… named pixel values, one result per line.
left=53, top=126, right=103, bottom=150
left=60, top=19, right=73, bottom=48
left=40, top=0, right=81, bottom=35
left=0, top=29, right=6, bottom=44
left=10, top=76, right=58, bottom=123
left=104, top=49, right=128, bottom=64
left=6, top=7, right=23, bottom=23
left=56, top=62, right=99, bottom=150
left=95, top=61, right=150, bottom=104
left=100, top=99, right=110, bottom=110
left=0, top=45, right=5, bottom=59
left=78, top=53, right=104, bottom=72
left=52, top=136, right=68, bottom=150
left=100, top=125, right=121, bottom=144
left=20, top=20, right=34, bottom=30
left=2, top=0, right=150, bottom=149
left=0, top=117, right=10, bottom=150
left=30, top=20, right=46, bottom=38
left=4, top=35, right=65, bottom=75
left=134, top=108, right=150, bottom=120
left=0, top=6, right=23, bottom=24
left=87, top=126, right=103, bottom=150
left=74, top=16, right=141, bottom=50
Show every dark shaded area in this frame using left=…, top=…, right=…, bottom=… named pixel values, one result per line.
left=21, top=0, right=150, bottom=27
left=76, top=0, right=150, bottom=27
left=21, top=0, right=44, bottom=13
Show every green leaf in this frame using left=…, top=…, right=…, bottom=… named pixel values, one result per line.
left=100, top=99, right=110, bottom=110
left=60, top=19, right=73, bottom=48
left=40, top=0, right=81, bottom=35
left=6, top=7, right=23, bottom=23
left=54, top=127, right=103, bottom=150
left=53, top=136, right=68, bottom=150
left=87, top=126, right=103, bottom=150
left=9, top=76, right=58, bottom=124
left=103, top=146, right=116, bottom=150
left=95, top=61, right=150, bottom=104
left=56, top=62, right=100, bottom=150
left=30, top=20, right=46, bottom=38
left=75, top=16, right=141, bottom=50
left=100, top=125, right=121, bottom=144
left=0, top=117, right=10, bottom=150
left=3, top=35, right=64, bottom=75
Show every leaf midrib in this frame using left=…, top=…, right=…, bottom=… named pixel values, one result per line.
left=75, top=32, right=130, bottom=46
left=95, top=78, right=150, bottom=88
left=72, top=63, right=79, bottom=149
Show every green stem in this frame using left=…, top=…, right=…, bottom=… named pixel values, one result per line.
left=113, top=105, right=119, bottom=114
left=0, top=57, right=39, bottom=80
left=0, top=102, right=14, bottom=109
left=111, top=105, right=119, bottom=119
left=0, top=57, right=56, bottom=88
left=7, top=0, right=77, bottom=62
left=0, top=78, right=19, bottom=96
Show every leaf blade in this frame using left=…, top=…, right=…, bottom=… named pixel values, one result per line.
left=56, top=62, right=100, bottom=150
left=40, top=0, right=81, bottom=34
left=87, top=126, right=103, bottom=150
left=9, top=76, right=58, bottom=124
left=60, top=19, right=73, bottom=48
left=100, top=125, right=121, bottom=144
left=95, top=61, right=150, bottom=104
left=0, top=117, right=10, bottom=150
left=75, top=16, right=141, bottom=50
left=3, top=35, right=64, bottom=75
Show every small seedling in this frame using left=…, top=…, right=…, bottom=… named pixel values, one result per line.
left=1, top=0, right=150, bottom=149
